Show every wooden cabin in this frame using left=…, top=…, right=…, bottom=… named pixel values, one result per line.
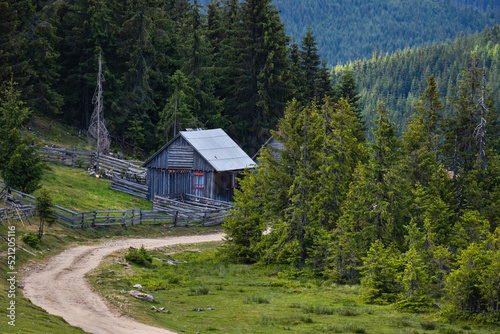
left=252, top=132, right=284, bottom=164
left=142, top=129, right=255, bottom=202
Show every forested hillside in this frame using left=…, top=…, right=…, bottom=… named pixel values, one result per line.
left=198, top=0, right=500, bottom=65
left=452, top=0, right=500, bottom=11
left=1, top=0, right=340, bottom=157
left=333, top=25, right=500, bottom=138
left=223, top=55, right=500, bottom=325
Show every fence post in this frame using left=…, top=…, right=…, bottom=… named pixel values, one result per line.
left=122, top=210, right=127, bottom=227
left=202, top=211, right=207, bottom=226
left=81, top=213, right=84, bottom=228
left=139, top=208, right=142, bottom=224
left=173, top=211, right=178, bottom=227
left=91, top=211, right=96, bottom=227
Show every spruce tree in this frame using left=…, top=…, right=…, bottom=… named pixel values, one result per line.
left=361, top=240, right=402, bottom=304
left=0, top=79, right=43, bottom=193
left=225, top=0, right=292, bottom=155
left=335, top=68, right=364, bottom=141
left=300, top=27, right=321, bottom=103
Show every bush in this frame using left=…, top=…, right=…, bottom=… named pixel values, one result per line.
left=22, top=232, right=40, bottom=248
left=244, top=295, right=270, bottom=304
left=420, top=320, right=437, bottom=330
left=190, top=286, right=210, bottom=295
left=125, top=245, right=153, bottom=267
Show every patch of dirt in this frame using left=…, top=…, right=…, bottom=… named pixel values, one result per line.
left=22, top=233, right=224, bottom=334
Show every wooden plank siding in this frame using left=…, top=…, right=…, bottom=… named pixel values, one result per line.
left=144, top=135, right=238, bottom=202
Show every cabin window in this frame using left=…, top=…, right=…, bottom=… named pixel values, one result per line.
left=193, top=172, right=205, bottom=189
left=232, top=173, right=238, bottom=188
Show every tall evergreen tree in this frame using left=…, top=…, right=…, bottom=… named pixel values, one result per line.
left=299, top=27, right=321, bottom=103
left=225, top=0, right=291, bottom=154
left=335, top=68, right=365, bottom=141
left=117, top=0, right=174, bottom=152
left=0, top=79, right=43, bottom=193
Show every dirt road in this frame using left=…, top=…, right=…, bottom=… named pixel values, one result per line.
left=22, top=233, right=225, bottom=334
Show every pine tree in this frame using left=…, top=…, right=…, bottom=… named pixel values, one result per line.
left=0, top=79, right=43, bottom=193
left=117, top=0, right=176, bottom=152
left=36, top=187, right=56, bottom=239
left=329, top=102, right=406, bottom=283
left=395, top=221, right=432, bottom=311
left=0, top=0, right=31, bottom=98
left=22, top=0, right=63, bottom=116
left=300, top=27, right=321, bottom=103
left=361, top=240, right=402, bottom=304
left=225, top=0, right=292, bottom=155
left=220, top=167, right=267, bottom=264
left=335, top=68, right=364, bottom=141
left=159, top=70, right=198, bottom=141
left=57, top=0, right=120, bottom=128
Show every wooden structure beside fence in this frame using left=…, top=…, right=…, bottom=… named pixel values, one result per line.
left=0, top=180, right=230, bottom=228
left=38, top=147, right=146, bottom=182
left=39, top=147, right=94, bottom=167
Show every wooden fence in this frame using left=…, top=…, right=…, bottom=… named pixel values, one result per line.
left=98, top=155, right=146, bottom=183
left=0, top=180, right=229, bottom=228
left=39, top=147, right=94, bottom=167
left=110, top=177, right=148, bottom=200
left=0, top=205, right=36, bottom=225
left=153, top=194, right=230, bottom=226
left=38, top=147, right=146, bottom=182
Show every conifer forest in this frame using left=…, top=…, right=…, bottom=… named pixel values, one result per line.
left=1, top=0, right=500, bottom=325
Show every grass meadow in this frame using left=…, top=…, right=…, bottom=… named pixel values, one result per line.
left=88, top=242, right=498, bottom=334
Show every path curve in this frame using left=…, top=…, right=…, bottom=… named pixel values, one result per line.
left=22, top=233, right=225, bottom=334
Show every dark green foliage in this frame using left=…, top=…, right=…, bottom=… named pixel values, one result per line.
left=0, top=79, right=43, bottom=193
left=360, top=240, right=402, bottom=304
left=223, top=0, right=292, bottom=155
left=36, top=187, right=56, bottom=239
left=333, top=26, right=500, bottom=140
left=200, top=0, right=500, bottom=65
left=125, top=245, right=153, bottom=267
left=276, top=0, right=500, bottom=65
left=22, top=232, right=40, bottom=249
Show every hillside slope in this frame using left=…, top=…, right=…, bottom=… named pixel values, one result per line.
left=198, top=0, right=500, bottom=65
left=332, top=25, right=500, bottom=137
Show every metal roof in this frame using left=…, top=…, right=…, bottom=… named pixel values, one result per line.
left=181, top=129, right=255, bottom=172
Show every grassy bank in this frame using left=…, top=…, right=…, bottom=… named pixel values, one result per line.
left=0, top=219, right=221, bottom=334
left=89, top=244, right=497, bottom=334
left=0, top=158, right=220, bottom=333
left=33, top=163, right=152, bottom=212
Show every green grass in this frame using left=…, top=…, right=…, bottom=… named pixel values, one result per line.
left=30, top=115, right=94, bottom=151
left=89, top=245, right=499, bottom=334
left=0, top=154, right=219, bottom=333
left=34, top=163, right=152, bottom=212
left=0, top=220, right=221, bottom=334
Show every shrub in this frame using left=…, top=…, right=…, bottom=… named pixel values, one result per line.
left=125, top=245, right=153, bottom=267
left=190, top=286, right=209, bottom=295
left=420, top=320, right=437, bottom=330
left=22, top=232, right=40, bottom=248
left=302, top=304, right=335, bottom=315
left=244, top=295, right=270, bottom=304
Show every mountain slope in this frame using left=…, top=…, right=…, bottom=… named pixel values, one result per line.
left=197, top=0, right=500, bottom=65
left=332, top=25, right=500, bottom=138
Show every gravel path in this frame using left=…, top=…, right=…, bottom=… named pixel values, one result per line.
left=22, top=233, right=225, bottom=334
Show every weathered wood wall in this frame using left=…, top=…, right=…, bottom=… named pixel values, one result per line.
left=144, top=136, right=237, bottom=202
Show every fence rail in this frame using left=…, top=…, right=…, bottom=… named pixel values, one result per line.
left=38, top=147, right=146, bottom=182
left=0, top=205, right=36, bottom=225
left=39, top=147, right=94, bottom=167
left=0, top=180, right=229, bottom=228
